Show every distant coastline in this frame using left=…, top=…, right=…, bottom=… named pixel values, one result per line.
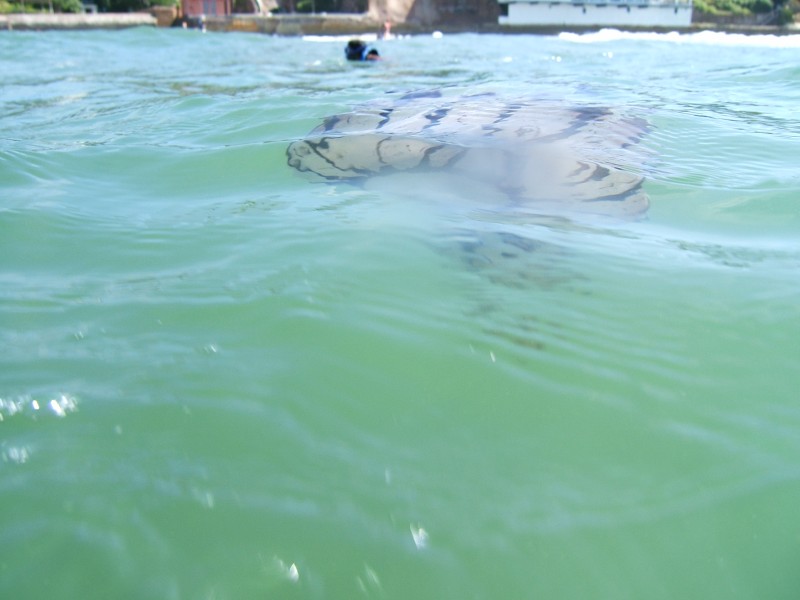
left=1, top=11, right=798, bottom=35
left=0, top=12, right=157, bottom=30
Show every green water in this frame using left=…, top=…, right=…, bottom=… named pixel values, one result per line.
left=2, top=28, right=800, bottom=598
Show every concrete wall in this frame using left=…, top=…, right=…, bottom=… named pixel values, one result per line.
left=0, top=13, right=156, bottom=30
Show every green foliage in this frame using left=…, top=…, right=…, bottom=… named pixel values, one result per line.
left=696, top=0, right=799, bottom=21
left=750, top=0, right=775, bottom=12
left=92, top=0, right=175, bottom=10
left=695, top=0, right=778, bottom=13
left=0, top=0, right=83, bottom=12
left=293, top=0, right=366, bottom=12
left=0, top=0, right=176, bottom=11
left=692, top=0, right=713, bottom=13
left=776, top=4, right=795, bottom=21
left=55, top=0, right=83, bottom=11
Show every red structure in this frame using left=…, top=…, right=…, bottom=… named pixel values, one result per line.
left=182, top=0, right=271, bottom=17
left=182, top=0, right=232, bottom=16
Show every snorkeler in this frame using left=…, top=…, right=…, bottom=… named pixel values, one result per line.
left=345, top=39, right=381, bottom=61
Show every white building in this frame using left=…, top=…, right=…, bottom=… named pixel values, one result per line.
left=498, top=0, right=693, bottom=27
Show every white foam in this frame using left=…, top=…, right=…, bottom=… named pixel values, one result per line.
left=559, top=28, right=800, bottom=48
left=303, top=33, right=379, bottom=42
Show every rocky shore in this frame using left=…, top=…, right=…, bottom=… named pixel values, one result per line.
left=197, top=13, right=798, bottom=36
left=1, top=11, right=797, bottom=35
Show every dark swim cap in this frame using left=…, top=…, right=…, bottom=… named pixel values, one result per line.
left=345, top=40, right=368, bottom=61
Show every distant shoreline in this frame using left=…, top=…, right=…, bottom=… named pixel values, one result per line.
left=1, top=11, right=798, bottom=36
left=0, top=13, right=157, bottom=30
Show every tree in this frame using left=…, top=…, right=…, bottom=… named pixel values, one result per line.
left=93, top=0, right=176, bottom=11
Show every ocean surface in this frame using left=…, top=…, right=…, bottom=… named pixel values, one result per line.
left=1, top=26, right=799, bottom=599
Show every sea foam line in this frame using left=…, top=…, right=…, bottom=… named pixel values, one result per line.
left=560, top=28, right=800, bottom=48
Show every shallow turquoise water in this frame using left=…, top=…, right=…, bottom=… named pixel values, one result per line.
left=1, top=27, right=800, bottom=598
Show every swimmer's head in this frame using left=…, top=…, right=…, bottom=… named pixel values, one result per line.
left=345, top=39, right=368, bottom=61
